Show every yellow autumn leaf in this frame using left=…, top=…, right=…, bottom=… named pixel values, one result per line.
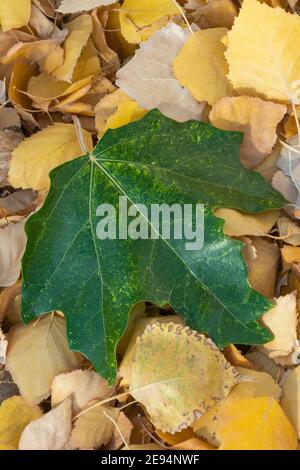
left=209, top=96, right=287, bottom=168
left=26, top=74, right=93, bottom=103
left=9, top=123, right=93, bottom=190
left=6, top=314, right=83, bottom=404
left=130, top=322, right=239, bottom=433
left=0, top=396, right=41, bottom=450
left=195, top=396, right=297, bottom=450
left=119, top=0, right=179, bottom=44
left=225, top=0, right=300, bottom=102
left=173, top=28, right=231, bottom=106
left=102, top=101, right=147, bottom=137
left=0, top=0, right=31, bottom=32
left=52, top=15, right=93, bottom=82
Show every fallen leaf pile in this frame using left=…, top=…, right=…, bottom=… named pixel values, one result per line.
left=1, top=0, right=300, bottom=452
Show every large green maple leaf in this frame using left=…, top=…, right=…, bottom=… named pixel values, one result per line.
left=22, top=110, right=285, bottom=382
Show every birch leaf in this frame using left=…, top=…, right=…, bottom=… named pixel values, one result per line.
left=9, top=123, right=93, bottom=190
left=129, top=322, right=239, bottom=433
left=0, top=396, right=41, bottom=450
left=6, top=314, right=82, bottom=405
left=173, top=28, right=231, bottom=106
left=19, top=397, right=72, bottom=450
left=116, top=23, right=204, bottom=122
left=226, top=0, right=300, bottom=102
left=52, top=15, right=93, bottom=82
left=51, top=370, right=110, bottom=414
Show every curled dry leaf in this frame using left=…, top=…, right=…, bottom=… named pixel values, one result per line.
left=51, top=15, right=93, bottom=82
left=19, top=397, right=72, bottom=450
left=226, top=0, right=300, bottom=102
left=281, top=366, right=300, bottom=439
left=195, top=396, right=297, bottom=450
left=0, top=396, right=41, bottom=450
left=66, top=404, right=119, bottom=450
left=258, top=293, right=300, bottom=366
left=129, top=322, right=239, bottom=434
left=51, top=369, right=110, bottom=414
left=0, top=280, right=21, bottom=324
left=209, top=97, right=287, bottom=169
left=214, top=208, right=278, bottom=237
left=0, top=217, right=26, bottom=288
left=6, top=314, right=83, bottom=405
left=173, top=27, right=231, bottom=106
left=246, top=351, right=285, bottom=382
left=116, top=23, right=204, bottom=122
left=190, top=0, right=238, bottom=29
left=242, top=237, right=280, bottom=298
left=277, top=217, right=300, bottom=246
left=9, top=123, right=93, bottom=190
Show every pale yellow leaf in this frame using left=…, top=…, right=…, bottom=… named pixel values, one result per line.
left=57, top=0, right=116, bottom=13
left=109, top=412, right=133, bottom=450
left=0, top=217, right=26, bottom=288
left=52, top=14, right=93, bottom=82
left=29, top=4, right=55, bottom=38
left=0, top=396, right=41, bottom=450
left=225, top=0, right=300, bottom=102
left=281, top=366, right=300, bottom=438
left=19, top=397, right=72, bottom=450
left=116, top=23, right=204, bottom=122
left=258, top=293, right=299, bottom=365
left=51, top=369, right=110, bottom=414
left=6, top=314, right=82, bottom=405
left=119, top=315, right=183, bottom=388
left=214, top=208, right=278, bottom=237
left=173, top=28, right=231, bottom=106
left=67, top=404, right=119, bottom=449
left=209, top=97, right=286, bottom=169
left=130, top=322, right=239, bottom=433
left=230, top=367, right=281, bottom=401
left=9, top=123, right=93, bottom=190
left=0, top=0, right=31, bottom=32
left=119, top=0, right=179, bottom=44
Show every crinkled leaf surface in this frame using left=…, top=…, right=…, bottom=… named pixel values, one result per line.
left=21, top=110, right=285, bottom=382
